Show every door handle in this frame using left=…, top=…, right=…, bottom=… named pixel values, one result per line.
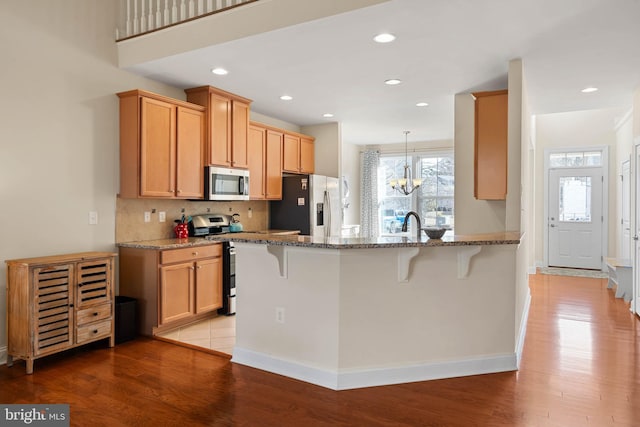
left=634, top=236, right=639, bottom=241
left=550, top=224, right=556, bottom=228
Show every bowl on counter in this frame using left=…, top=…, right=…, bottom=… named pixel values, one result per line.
left=422, top=227, right=447, bottom=240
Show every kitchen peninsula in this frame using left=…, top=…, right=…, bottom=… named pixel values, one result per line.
left=204, top=231, right=525, bottom=390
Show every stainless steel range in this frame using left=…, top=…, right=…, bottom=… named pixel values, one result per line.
left=190, top=213, right=236, bottom=316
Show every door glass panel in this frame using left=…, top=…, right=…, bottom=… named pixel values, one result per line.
left=559, top=176, right=591, bottom=222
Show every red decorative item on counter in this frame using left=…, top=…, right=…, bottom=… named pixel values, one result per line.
left=174, top=223, right=189, bottom=238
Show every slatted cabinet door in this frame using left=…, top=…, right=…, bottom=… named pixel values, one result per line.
left=33, top=264, right=74, bottom=356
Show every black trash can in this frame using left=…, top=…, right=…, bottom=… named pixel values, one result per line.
left=115, top=296, right=137, bottom=344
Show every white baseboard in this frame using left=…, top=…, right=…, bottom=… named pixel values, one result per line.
left=515, top=290, right=532, bottom=368
left=0, top=346, right=6, bottom=366
left=232, top=347, right=518, bottom=391
left=527, top=266, right=537, bottom=275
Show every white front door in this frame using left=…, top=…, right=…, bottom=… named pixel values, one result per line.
left=548, top=167, right=603, bottom=269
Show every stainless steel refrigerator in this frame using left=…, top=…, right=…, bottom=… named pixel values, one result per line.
left=269, top=174, right=341, bottom=237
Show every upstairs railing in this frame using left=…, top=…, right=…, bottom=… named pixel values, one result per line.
left=116, top=0, right=258, bottom=41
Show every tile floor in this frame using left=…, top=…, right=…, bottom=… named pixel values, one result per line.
left=157, top=315, right=236, bottom=355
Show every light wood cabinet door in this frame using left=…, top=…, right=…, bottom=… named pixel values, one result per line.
left=232, top=100, right=250, bottom=168
left=195, top=257, right=222, bottom=314
left=283, top=133, right=300, bottom=173
left=209, top=92, right=232, bottom=166
left=266, top=129, right=283, bottom=199
left=300, top=136, right=315, bottom=174
left=248, top=124, right=266, bottom=199
left=140, top=97, right=176, bottom=197
left=176, top=107, right=205, bottom=199
left=474, top=90, right=508, bottom=200
left=159, top=262, right=195, bottom=325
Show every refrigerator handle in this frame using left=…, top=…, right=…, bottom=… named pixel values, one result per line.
left=324, top=190, right=331, bottom=238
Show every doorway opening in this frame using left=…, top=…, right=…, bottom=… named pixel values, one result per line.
left=544, top=147, right=608, bottom=270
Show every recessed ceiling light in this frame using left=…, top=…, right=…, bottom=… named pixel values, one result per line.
left=581, top=87, right=598, bottom=93
left=416, top=102, right=429, bottom=107
left=323, top=113, right=334, bottom=118
left=211, top=67, right=228, bottom=75
left=385, top=79, right=402, bottom=85
left=280, top=95, right=293, bottom=101
left=374, top=33, right=396, bottom=43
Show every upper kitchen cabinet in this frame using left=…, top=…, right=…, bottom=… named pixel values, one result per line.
left=473, top=90, right=508, bottom=200
left=185, top=86, right=252, bottom=169
left=118, top=90, right=205, bottom=199
left=283, top=132, right=315, bottom=174
left=248, top=123, right=283, bottom=200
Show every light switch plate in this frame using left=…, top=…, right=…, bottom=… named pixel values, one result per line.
left=88, top=211, right=98, bottom=225
left=159, top=211, right=166, bottom=222
left=297, top=198, right=305, bottom=206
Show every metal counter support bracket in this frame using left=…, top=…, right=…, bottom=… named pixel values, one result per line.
left=266, top=245, right=287, bottom=278
left=398, top=247, right=420, bottom=282
left=457, top=246, right=481, bottom=279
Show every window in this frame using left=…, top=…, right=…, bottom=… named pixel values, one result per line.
left=549, top=151, right=602, bottom=168
left=378, top=152, right=454, bottom=235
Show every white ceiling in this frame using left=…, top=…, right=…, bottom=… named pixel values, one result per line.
left=126, top=0, right=640, bottom=145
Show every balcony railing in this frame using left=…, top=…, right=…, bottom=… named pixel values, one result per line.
left=116, top=0, right=257, bottom=41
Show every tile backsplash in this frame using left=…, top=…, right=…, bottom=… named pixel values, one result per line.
left=116, top=197, right=269, bottom=243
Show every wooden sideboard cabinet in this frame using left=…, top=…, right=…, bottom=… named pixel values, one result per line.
left=473, top=90, right=508, bottom=200
left=119, top=244, right=223, bottom=336
left=6, top=252, right=117, bottom=374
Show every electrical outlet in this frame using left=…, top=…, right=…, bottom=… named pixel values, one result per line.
left=88, top=211, right=98, bottom=225
left=275, top=307, right=285, bottom=324
left=159, top=211, right=166, bottom=222
left=144, top=212, right=151, bottom=223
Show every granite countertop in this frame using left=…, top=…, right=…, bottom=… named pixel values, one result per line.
left=116, top=230, right=301, bottom=250
left=118, top=231, right=521, bottom=250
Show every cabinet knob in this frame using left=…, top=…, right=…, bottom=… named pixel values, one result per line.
left=69, top=304, right=74, bottom=308
left=192, top=252, right=198, bottom=256
left=196, top=265, right=201, bottom=269
left=93, top=312, right=98, bottom=316
left=93, top=330, right=98, bottom=334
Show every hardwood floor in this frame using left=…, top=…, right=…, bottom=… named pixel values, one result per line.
left=1, top=273, right=639, bottom=426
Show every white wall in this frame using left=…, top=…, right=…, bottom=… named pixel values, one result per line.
left=251, top=111, right=301, bottom=133
left=301, top=122, right=340, bottom=179
left=615, top=111, right=633, bottom=258
left=341, top=140, right=361, bottom=227
left=0, top=0, right=193, bottom=358
left=534, top=108, right=625, bottom=266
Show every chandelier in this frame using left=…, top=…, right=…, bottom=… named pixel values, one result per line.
left=390, top=131, right=422, bottom=195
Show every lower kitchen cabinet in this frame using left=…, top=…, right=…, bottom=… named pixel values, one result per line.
left=5, top=252, right=117, bottom=374
left=119, top=243, right=222, bottom=335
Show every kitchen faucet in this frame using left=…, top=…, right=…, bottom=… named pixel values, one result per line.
left=402, top=211, right=421, bottom=238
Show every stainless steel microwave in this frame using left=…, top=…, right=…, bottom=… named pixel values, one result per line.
left=204, top=166, right=250, bottom=201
